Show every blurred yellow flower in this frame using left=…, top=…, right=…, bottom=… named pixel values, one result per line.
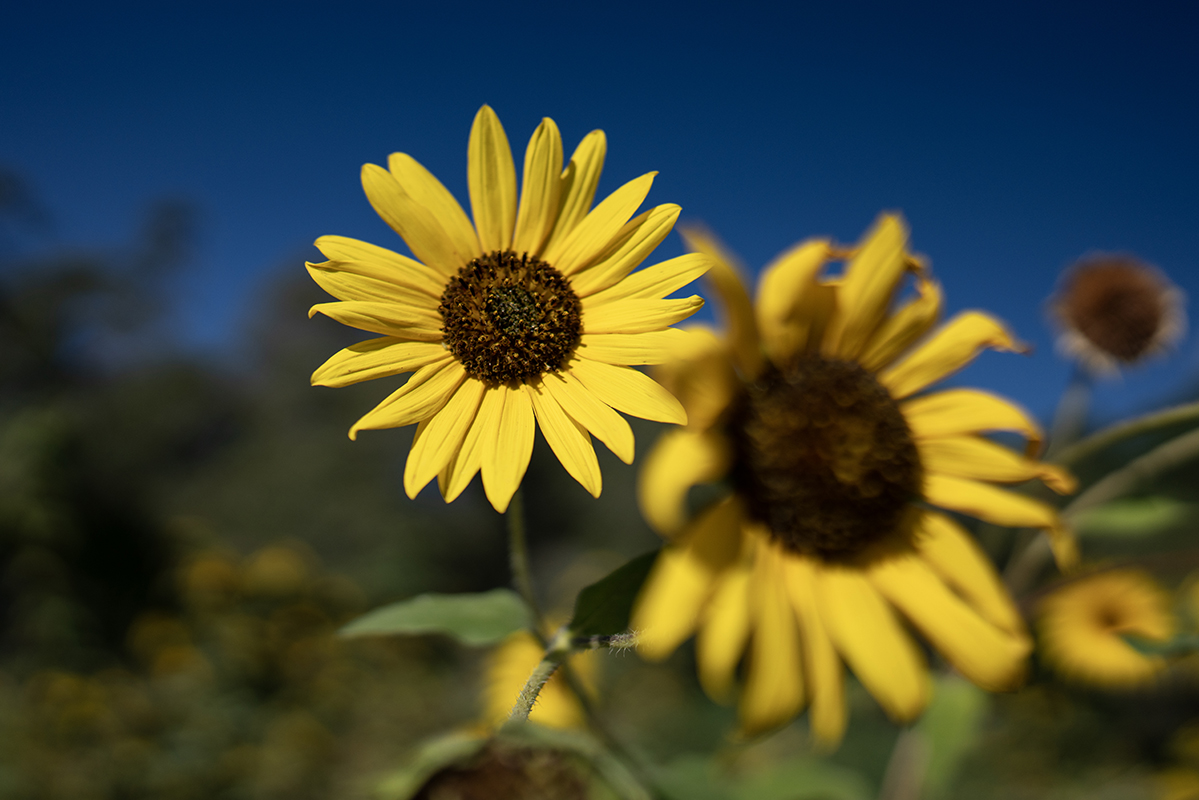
left=1037, top=568, right=1173, bottom=688
left=632, top=215, right=1076, bottom=746
left=309, top=105, right=710, bottom=512
left=483, top=631, right=595, bottom=730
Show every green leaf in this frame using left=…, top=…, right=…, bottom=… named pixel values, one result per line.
left=339, top=588, right=529, bottom=646
left=568, top=550, right=658, bottom=639
left=915, top=676, right=987, bottom=800
left=731, top=758, right=871, bottom=800
left=1072, top=496, right=1196, bottom=538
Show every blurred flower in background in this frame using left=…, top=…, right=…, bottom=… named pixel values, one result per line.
left=1036, top=568, right=1173, bottom=688
left=633, top=214, right=1075, bottom=746
left=1050, top=254, right=1185, bottom=375
left=308, top=105, right=709, bottom=513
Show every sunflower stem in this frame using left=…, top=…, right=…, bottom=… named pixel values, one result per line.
left=1046, top=366, right=1091, bottom=460
left=506, top=488, right=548, bottom=643
left=505, top=631, right=570, bottom=725
left=1053, top=399, right=1199, bottom=468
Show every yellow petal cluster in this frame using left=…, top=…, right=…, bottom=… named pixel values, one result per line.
left=633, top=215, right=1076, bottom=744
left=309, top=106, right=709, bottom=512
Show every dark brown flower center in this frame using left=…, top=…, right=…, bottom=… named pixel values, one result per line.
left=729, top=355, right=923, bottom=558
left=439, top=251, right=582, bottom=385
left=1058, top=256, right=1168, bottom=362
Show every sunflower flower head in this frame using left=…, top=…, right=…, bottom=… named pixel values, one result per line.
left=633, top=215, right=1078, bottom=746
left=308, top=106, right=710, bottom=512
left=1050, top=254, right=1186, bottom=375
left=1037, top=568, right=1173, bottom=688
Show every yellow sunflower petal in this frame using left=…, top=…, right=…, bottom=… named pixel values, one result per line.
left=918, top=435, right=1077, bottom=493
left=480, top=384, right=536, bottom=513
left=348, top=355, right=462, bottom=439
left=879, top=311, right=1025, bottom=400
left=680, top=226, right=763, bottom=379
left=528, top=378, right=601, bottom=497
left=816, top=563, right=928, bottom=722
left=545, top=129, right=606, bottom=253
left=823, top=215, right=909, bottom=360
left=741, top=543, right=805, bottom=736
left=314, top=235, right=444, bottom=291
left=311, top=338, right=447, bottom=388
left=696, top=565, right=751, bottom=703
left=541, top=370, right=635, bottom=463
left=857, top=271, right=943, bottom=373
left=439, top=385, right=501, bottom=502
left=781, top=554, right=846, bottom=748
left=754, top=238, right=833, bottom=366
left=652, top=326, right=740, bottom=432
left=924, top=474, right=1078, bottom=570
left=568, top=204, right=681, bottom=297
left=639, top=427, right=732, bottom=537
left=544, top=172, right=657, bottom=275
left=307, top=252, right=444, bottom=299
left=387, top=152, right=481, bottom=262
left=404, top=378, right=486, bottom=498
left=901, top=388, right=1044, bottom=457
left=634, top=497, right=745, bottom=660
left=512, top=117, right=564, bottom=256
left=306, top=261, right=439, bottom=306
left=569, top=358, right=687, bottom=425
left=583, top=296, right=705, bottom=335
left=870, top=549, right=1031, bottom=691
left=308, top=300, right=443, bottom=341
left=467, top=105, right=517, bottom=254
left=583, top=253, right=712, bottom=305
left=915, top=511, right=1024, bottom=636
left=577, top=329, right=691, bottom=366
left=360, top=163, right=463, bottom=276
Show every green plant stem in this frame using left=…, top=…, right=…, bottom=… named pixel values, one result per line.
left=1045, top=366, right=1091, bottom=461
left=506, top=488, right=548, bottom=643
left=1053, top=399, right=1199, bottom=468
left=507, top=637, right=570, bottom=724
left=1007, top=424, right=1199, bottom=595
left=1062, top=425, right=1199, bottom=520
left=877, top=727, right=928, bottom=800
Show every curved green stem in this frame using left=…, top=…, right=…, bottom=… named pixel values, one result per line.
left=1054, top=400, right=1199, bottom=468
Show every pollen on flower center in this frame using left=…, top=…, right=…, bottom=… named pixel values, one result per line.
left=729, top=355, right=923, bottom=559
left=439, top=250, right=583, bottom=385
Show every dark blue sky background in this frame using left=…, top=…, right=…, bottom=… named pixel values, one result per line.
left=4, top=1, right=1198, bottom=425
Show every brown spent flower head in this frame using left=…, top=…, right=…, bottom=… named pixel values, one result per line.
left=1051, top=254, right=1185, bottom=374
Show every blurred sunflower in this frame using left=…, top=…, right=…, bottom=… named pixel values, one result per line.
left=1049, top=254, right=1185, bottom=375
left=1037, top=568, right=1172, bottom=688
left=309, top=106, right=709, bottom=512
left=632, top=215, right=1077, bottom=745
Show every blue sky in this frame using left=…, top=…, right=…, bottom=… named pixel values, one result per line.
left=4, top=1, right=1198, bottom=425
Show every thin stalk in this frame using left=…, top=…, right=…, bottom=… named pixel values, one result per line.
left=1054, top=399, right=1199, bottom=468
left=1007, top=424, right=1199, bottom=595
left=507, top=646, right=568, bottom=724
left=1045, top=366, right=1091, bottom=461
left=506, top=488, right=548, bottom=643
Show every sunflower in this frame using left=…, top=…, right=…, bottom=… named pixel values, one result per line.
left=1049, top=254, right=1185, bottom=375
left=631, top=215, right=1077, bottom=745
left=308, top=106, right=709, bottom=512
left=1036, top=568, right=1173, bottom=688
